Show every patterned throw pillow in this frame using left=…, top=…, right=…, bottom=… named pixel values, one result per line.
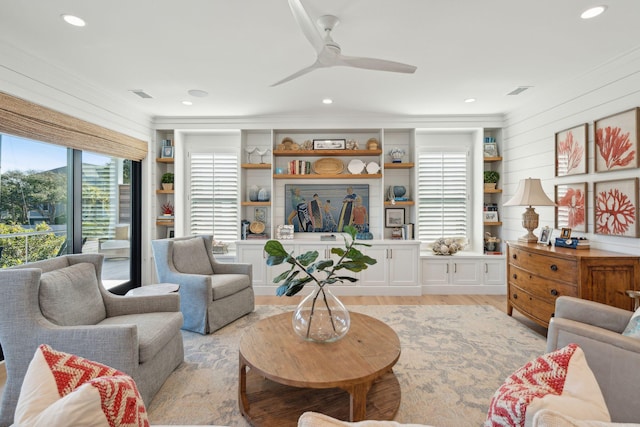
left=485, top=344, right=610, bottom=427
left=622, top=307, right=640, bottom=338
left=14, top=344, right=149, bottom=427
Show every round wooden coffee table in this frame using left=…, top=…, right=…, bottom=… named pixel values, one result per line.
left=238, top=311, right=401, bottom=426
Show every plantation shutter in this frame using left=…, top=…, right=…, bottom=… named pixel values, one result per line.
left=189, top=152, right=239, bottom=243
left=417, top=151, right=469, bottom=241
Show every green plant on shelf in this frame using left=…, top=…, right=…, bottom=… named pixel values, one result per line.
left=161, top=172, right=174, bottom=184
left=483, top=170, right=500, bottom=183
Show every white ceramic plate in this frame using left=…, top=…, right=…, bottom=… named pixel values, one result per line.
left=348, top=159, right=366, bottom=174
left=366, top=161, right=380, bottom=174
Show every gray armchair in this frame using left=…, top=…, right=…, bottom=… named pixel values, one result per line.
left=152, top=235, right=254, bottom=334
left=547, top=296, right=640, bottom=423
left=0, top=254, right=184, bottom=427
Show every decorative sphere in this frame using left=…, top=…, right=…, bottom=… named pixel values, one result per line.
left=393, top=186, right=406, bottom=198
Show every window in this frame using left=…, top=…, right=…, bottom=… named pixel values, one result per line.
left=189, top=152, right=239, bottom=243
left=417, top=150, right=469, bottom=242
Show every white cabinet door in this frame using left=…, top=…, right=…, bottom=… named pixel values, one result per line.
left=296, top=243, right=359, bottom=285
left=421, top=258, right=450, bottom=285
left=237, top=243, right=268, bottom=286
left=388, top=245, right=419, bottom=285
left=451, top=259, right=481, bottom=285
left=360, top=246, right=388, bottom=286
left=482, top=258, right=505, bottom=286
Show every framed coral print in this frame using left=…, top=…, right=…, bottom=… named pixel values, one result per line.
left=594, top=178, right=639, bottom=237
left=555, top=183, right=587, bottom=232
left=594, top=108, right=639, bottom=172
left=555, top=123, right=587, bottom=176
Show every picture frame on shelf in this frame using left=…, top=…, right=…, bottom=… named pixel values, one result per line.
left=313, top=139, right=346, bottom=150
left=594, top=107, right=639, bottom=172
left=560, top=228, right=572, bottom=239
left=166, top=227, right=175, bottom=238
left=483, top=142, right=498, bottom=158
left=483, top=211, right=499, bottom=222
left=254, top=207, right=267, bottom=223
left=538, top=226, right=552, bottom=245
left=385, top=208, right=405, bottom=228
left=555, top=182, right=587, bottom=232
left=161, top=146, right=174, bottom=158
left=594, top=178, right=639, bottom=237
left=555, top=123, right=588, bottom=176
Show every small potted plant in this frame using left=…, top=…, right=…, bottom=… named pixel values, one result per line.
left=161, top=172, right=174, bottom=191
left=483, top=170, right=500, bottom=190
left=161, top=202, right=174, bottom=216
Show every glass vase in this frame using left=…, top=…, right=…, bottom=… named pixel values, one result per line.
left=292, top=284, right=350, bottom=343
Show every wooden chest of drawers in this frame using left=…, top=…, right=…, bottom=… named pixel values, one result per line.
left=507, top=242, right=640, bottom=327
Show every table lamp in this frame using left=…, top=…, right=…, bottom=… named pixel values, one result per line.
left=503, top=178, right=556, bottom=242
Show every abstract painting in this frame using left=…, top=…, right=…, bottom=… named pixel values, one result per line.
left=594, top=178, right=638, bottom=237
left=555, top=123, right=587, bottom=176
left=594, top=108, right=639, bottom=172
left=555, top=183, right=587, bottom=232
left=284, top=184, right=369, bottom=233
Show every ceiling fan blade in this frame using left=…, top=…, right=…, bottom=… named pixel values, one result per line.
left=338, top=54, right=417, bottom=74
left=271, top=62, right=320, bottom=87
left=288, top=0, right=324, bottom=53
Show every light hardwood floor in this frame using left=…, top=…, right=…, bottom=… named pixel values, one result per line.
left=0, top=295, right=547, bottom=398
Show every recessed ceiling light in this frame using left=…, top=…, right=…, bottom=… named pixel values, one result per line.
left=581, top=5, right=607, bottom=19
left=322, top=98, right=333, bottom=105
left=464, top=98, right=476, bottom=103
left=188, top=89, right=208, bottom=98
left=61, top=14, right=86, bottom=27
left=182, top=100, right=193, bottom=106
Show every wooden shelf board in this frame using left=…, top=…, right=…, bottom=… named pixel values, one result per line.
left=484, top=189, right=502, bottom=194
left=156, top=189, right=174, bottom=194
left=484, top=221, right=503, bottom=226
left=156, top=221, right=175, bottom=226
left=483, top=156, right=502, bottom=162
left=242, top=163, right=271, bottom=169
left=242, top=201, right=271, bottom=206
left=274, top=173, right=382, bottom=179
left=156, top=157, right=174, bottom=163
left=384, top=162, right=414, bottom=169
left=384, top=201, right=414, bottom=206
left=273, top=149, right=382, bottom=157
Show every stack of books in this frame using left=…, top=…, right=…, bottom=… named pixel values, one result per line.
left=246, top=233, right=268, bottom=239
left=157, top=215, right=174, bottom=223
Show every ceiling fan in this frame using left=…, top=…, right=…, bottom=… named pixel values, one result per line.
left=271, top=0, right=417, bottom=87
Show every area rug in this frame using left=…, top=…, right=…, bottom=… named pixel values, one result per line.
left=147, top=305, right=546, bottom=427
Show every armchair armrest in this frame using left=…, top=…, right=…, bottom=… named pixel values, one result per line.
left=103, top=293, right=180, bottom=317
left=554, top=296, right=632, bottom=333
left=212, top=261, right=252, bottom=278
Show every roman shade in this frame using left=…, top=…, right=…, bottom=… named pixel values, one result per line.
left=0, top=91, right=147, bottom=161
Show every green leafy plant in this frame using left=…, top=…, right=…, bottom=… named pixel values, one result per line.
left=483, top=170, right=500, bottom=183
left=161, top=172, right=174, bottom=184
left=264, top=225, right=377, bottom=297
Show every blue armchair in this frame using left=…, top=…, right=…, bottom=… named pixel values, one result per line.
left=151, top=235, right=254, bottom=334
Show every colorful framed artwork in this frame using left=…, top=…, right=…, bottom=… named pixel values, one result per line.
left=555, top=182, right=587, bottom=232
left=284, top=184, right=369, bottom=232
left=594, top=178, right=639, bottom=237
left=555, top=123, right=587, bottom=176
left=594, top=108, right=639, bottom=172
left=385, top=208, right=405, bottom=228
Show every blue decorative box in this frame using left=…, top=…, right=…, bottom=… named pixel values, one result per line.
left=555, top=237, right=579, bottom=249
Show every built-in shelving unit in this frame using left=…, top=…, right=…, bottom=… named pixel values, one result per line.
left=483, top=132, right=503, bottom=254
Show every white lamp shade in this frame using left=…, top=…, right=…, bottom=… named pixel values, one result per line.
left=504, top=178, right=555, bottom=207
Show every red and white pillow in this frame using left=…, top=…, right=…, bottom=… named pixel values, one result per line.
left=485, top=344, right=610, bottom=427
left=14, top=344, right=149, bottom=427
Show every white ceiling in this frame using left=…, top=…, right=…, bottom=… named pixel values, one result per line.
left=2, top=1, right=640, bottom=119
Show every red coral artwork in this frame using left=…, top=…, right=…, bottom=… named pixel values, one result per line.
left=555, top=124, right=587, bottom=176
left=594, top=179, right=638, bottom=237
left=594, top=108, right=639, bottom=172
left=555, top=183, right=587, bottom=232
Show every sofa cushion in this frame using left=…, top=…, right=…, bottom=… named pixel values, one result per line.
left=485, top=344, right=610, bottom=427
left=298, top=411, right=432, bottom=427
left=99, top=312, right=183, bottom=363
left=211, top=273, right=251, bottom=300
left=172, top=237, right=214, bottom=275
left=14, top=344, right=148, bottom=427
left=622, top=307, right=640, bottom=338
left=532, top=410, right=640, bottom=427
left=39, top=262, right=106, bottom=326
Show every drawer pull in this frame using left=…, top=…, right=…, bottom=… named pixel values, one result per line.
left=512, top=254, right=517, bottom=260
left=513, top=293, right=518, bottom=300
left=550, top=264, right=558, bottom=271
left=550, top=289, right=558, bottom=296
left=512, top=274, right=517, bottom=280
